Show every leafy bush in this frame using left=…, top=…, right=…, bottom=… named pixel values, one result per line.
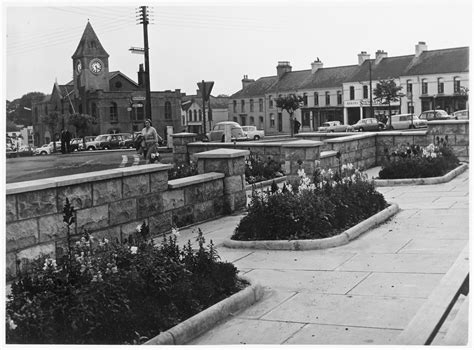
left=6, top=201, right=243, bottom=345
left=168, top=161, right=198, bottom=180
left=233, top=165, right=387, bottom=241
left=379, top=136, right=459, bottom=179
left=245, top=152, right=284, bottom=184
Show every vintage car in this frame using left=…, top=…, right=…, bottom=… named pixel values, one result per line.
left=318, top=121, right=351, bottom=132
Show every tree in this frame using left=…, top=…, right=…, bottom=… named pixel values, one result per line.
left=68, top=113, right=96, bottom=149
left=372, top=79, right=404, bottom=128
left=6, top=120, right=20, bottom=132
left=40, top=111, right=61, bottom=152
left=8, top=92, right=46, bottom=126
left=275, top=94, right=304, bottom=137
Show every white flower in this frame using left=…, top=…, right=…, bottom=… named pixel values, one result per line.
left=43, top=258, right=58, bottom=271
left=297, top=168, right=306, bottom=178
left=171, top=227, right=180, bottom=237
left=130, top=246, right=138, bottom=254
left=136, top=225, right=142, bottom=233
left=431, top=152, right=437, bottom=158
left=7, top=316, right=17, bottom=330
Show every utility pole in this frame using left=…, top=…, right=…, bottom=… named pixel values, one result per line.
left=369, top=59, right=374, bottom=119
left=137, top=6, right=152, bottom=120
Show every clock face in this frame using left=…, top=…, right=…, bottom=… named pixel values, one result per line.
left=89, top=58, right=103, bottom=74
left=76, top=60, right=82, bottom=74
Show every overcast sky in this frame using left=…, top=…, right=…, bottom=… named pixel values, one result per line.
left=3, top=0, right=472, bottom=102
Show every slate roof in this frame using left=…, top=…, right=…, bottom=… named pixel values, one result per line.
left=350, top=55, right=415, bottom=82
left=181, top=95, right=229, bottom=109
left=404, top=47, right=469, bottom=76
left=108, top=70, right=139, bottom=87
left=268, top=70, right=311, bottom=93
left=72, top=21, right=109, bottom=59
left=231, top=76, right=278, bottom=98
left=299, top=65, right=360, bottom=89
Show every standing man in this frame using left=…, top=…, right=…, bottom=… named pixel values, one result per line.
left=60, top=129, right=66, bottom=154
left=64, top=129, right=72, bottom=153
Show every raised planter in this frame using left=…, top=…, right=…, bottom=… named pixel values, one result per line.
left=372, top=163, right=468, bottom=187
left=245, top=175, right=287, bottom=191
left=144, top=275, right=264, bottom=345
left=223, top=203, right=399, bottom=250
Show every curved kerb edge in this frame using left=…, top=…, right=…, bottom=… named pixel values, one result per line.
left=223, top=203, right=400, bottom=250
left=372, top=163, right=468, bottom=187
left=144, top=275, right=264, bottom=345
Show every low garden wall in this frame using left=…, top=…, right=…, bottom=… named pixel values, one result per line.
left=5, top=149, right=249, bottom=281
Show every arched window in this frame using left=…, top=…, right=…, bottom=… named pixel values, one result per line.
left=164, top=101, right=172, bottom=120
left=91, top=103, right=97, bottom=118
left=198, top=109, right=202, bottom=121
left=109, top=102, right=117, bottom=121
left=193, top=110, right=197, bottom=121
left=188, top=110, right=192, bottom=121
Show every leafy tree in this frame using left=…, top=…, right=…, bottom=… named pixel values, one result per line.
left=40, top=111, right=61, bottom=152
left=8, top=92, right=46, bottom=126
left=68, top=113, right=95, bottom=137
left=6, top=120, right=20, bottom=132
left=373, top=79, right=404, bottom=128
left=275, top=94, right=304, bottom=137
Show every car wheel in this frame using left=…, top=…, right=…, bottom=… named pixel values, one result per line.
left=358, top=127, right=364, bottom=132
left=409, top=124, right=414, bottom=129
left=40, top=151, right=47, bottom=155
left=104, top=146, right=109, bottom=150
left=87, top=146, right=94, bottom=151
left=378, top=125, right=384, bottom=131
left=330, top=130, right=334, bottom=133
left=253, top=135, right=260, bottom=140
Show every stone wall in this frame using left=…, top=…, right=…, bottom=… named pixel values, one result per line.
left=426, top=120, right=469, bottom=161
left=6, top=149, right=249, bottom=281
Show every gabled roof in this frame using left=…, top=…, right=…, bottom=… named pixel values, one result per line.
left=300, top=64, right=360, bottom=89
left=404, top=47, right=469, bottom=76
left=231, top=76, right=278, bottom=98
left=181, top=95, right=229, bottom=109
left=108, top=70, right=139, bottom=87
left=72, top=21, right=109, bottom=59
left=350, top=55, right=415, bottom=82
left=268, top=70, right=311, bottom=93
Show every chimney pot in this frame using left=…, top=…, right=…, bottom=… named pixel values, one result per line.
left=415, top=41, right=428, bottom=57
left=358, top=51, right=370, bottom=65
left=311, top=59, right=323, bottom=73
left=276, top=61, right=292, bottom=78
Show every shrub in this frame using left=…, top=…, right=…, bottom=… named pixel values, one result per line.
left=245, top=152, right=284, bottom=184
left=168, top=161, right=198, bottom=180
left=233, top=165, right=387, bottom=241
left=6, top=202, right=243, bottom=344
left=379, top=136, right=459, bottom=179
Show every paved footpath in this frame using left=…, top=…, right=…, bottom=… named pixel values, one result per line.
left=171, top=168, right=469, bottom=345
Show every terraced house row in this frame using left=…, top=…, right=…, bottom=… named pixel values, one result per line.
left=229, top=42, right=469, bottom=135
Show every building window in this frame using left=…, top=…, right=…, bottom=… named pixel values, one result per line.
left=337, top=91, right=342, bottom=105
left=259, top=99, right=263, bottom=112
left=164, top=101, right=172, bottom=120
left=349, top=86, right=355, bottom=100
left=303, top=93, right=308, bottom=106
left=406, top=80, right=413, bottom=99
left=90, top=103, right=97, bottom=118
left=363, top=85, right=368, bottom=99
left=241, top=116, right=246, bottom=125
left=250, top=99, right=254, bottom=112
left=109, top=102, right=117, bottom=121
left=233, top=116, right=238, bottom=122
left=302, top=111, right=310, bottom=127
left=454, top=77, right=461, bottom=93
left=325, top=92, right=330, bottom=105
left=188, top=110, right=192, bottom=122
left=314, top=92, right=319, bottom=106
left=422, top=79, right=428, bottom=94
left=269, top=96, right=273, bottom=108
left=250, top=116, right=254, bottom=125
left=193, top=110, right=197, bottom=121
left=233, top=100, right=237, bottom=113
left=198, top=109, right=202, bottom=121
left=240, top=100, right=245, bottom=113
left=259, top=116, right=264, bottom=128
left=437, top=78, right=444, bottom=94
left=270, top=113, right=275, bottom=127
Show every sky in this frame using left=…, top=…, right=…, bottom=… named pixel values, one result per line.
left=2, top=0, right=473, bottom=102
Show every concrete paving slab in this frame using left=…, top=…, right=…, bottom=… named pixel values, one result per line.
left=217, top=249, right=255, bottom=264
left=383, top=227, right=469, bottom=241
left=235, top=288, right=296, bottom=319
left=284, top=323, right=401, bottom=345
left=188, top=318, right=305, bottom=345
left=336, top=253, right=458, bottom=273
left=332, top=235, right=411, bottom=254
left=232, top=250, right=357, bottom=271
left=244, top=269, right=370, bottom=294
left=397, top=239, right=468, bottom=255
left=348, top=272, right=444, bottom=298
left=262, top=293, right=424, bottom=329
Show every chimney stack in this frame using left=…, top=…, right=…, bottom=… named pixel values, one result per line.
left=241, top=74, right=255, bottom=89
left=276, top=61, right=292, bottom=79
left=358, top=51, right=370, bottom=65
left=311, top=58, right=323, bottom=73
left=415, top=41, right=428, bottom=57
left=375, top=50, right=388, bottom=64
left=137, top=64, right=145, bottom=88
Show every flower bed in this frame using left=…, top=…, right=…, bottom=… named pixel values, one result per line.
left=168, top=161, right=199, bottom=180
left=6, top=200, right=245, bottom=345
left=245, top=152, right=284, bottom=185
left=233, top=165, right=388, bottom=241
left=379, top=136, right=459, bottom=179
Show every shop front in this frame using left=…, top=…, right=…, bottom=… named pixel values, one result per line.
left=420, top=94, right=468, bottom=114
left=344, top=99, right=400, bottom=125
left=301, top=107, right=344, bottom=131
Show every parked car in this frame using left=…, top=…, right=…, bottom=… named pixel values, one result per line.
left=70, top=138, right=83, bottom=152
left=318, top=120, right=351, bottom=132
left=16, top=145, right=36, bottom=157
left=98, top=134, right=131, bottom=150
left=207, top=121, right=247, bottom=142
left=452, top=109, right=469, bottom=120
left=349, top=118, right=385, bottom=132
left=418, top=109, right=456, bottom=121
left=35, top=141, right=61, bottom=155
left=119, top=134, right=136, bottom=149
left=241, top=125, right=265, bottom=140
left=389, top=114, right=427, bottom=130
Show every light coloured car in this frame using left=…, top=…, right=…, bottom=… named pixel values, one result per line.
left=35, top=141, right=61, bottom=155
left=390, top=114, right=427, bottom=130
left=85, top=135, right=108, bottom=150
left=318, top=121, right=351, bottom=132
left=418, top=109, right=455, bottom=121
left=207, top=121, right=246, bottom=142
left=242, top=125, right=265, bottom=140
left=452, top=109, right=468, bottom=120
left=349, top=118, right=385, bottom=132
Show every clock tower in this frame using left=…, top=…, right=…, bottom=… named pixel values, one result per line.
left=72, top=21, right=110, bottom=97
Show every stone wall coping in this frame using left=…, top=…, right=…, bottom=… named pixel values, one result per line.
left=171, top=132, right=197, bottom=137
left=6, top=164, right=172, bottom=195
left=324, top=133, right=375, bottom=143
left=168, top=172, right=225, bottom=189
left=188, top=142, right=287, bottom=147
left=320, top=150, right=338, bottom=158
left=281, top=140, right=324, bottom=148
left=378, top=130, right=427, bottom=136
left=427, top=120, right=469, bottom=125
left=194, top=148, right=250, bottom=159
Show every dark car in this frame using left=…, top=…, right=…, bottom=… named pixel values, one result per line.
left=349, top=118, right=385, bottom=132
left=70, top=138, right=83, bottom=152
left=98, top=134, right=131, bottom=150
left=418, top=109, right=456, bottom=121
left=119, top=134, right=136, bottom=149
